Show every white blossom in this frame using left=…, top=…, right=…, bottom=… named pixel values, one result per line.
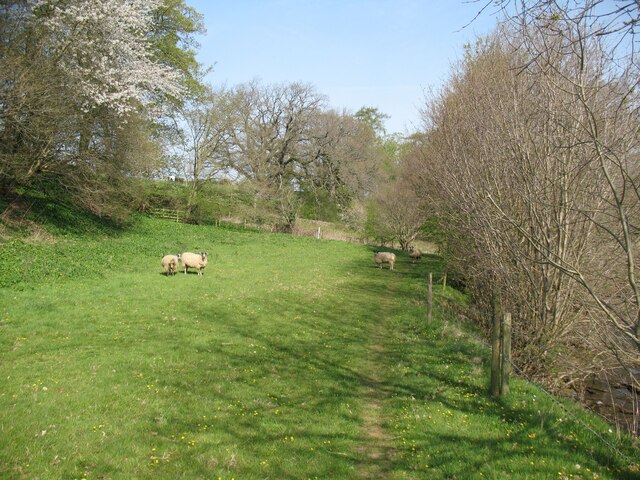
left=33, top=0, right=183, bottom=116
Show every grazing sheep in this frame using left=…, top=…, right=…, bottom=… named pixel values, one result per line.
left=161, top=254, right=181, bottom=276
left=374, top=251, right=396, bottom=270
left=408, top=246, right=422, bottom=263
left=182, top=251, right=208, bottom=276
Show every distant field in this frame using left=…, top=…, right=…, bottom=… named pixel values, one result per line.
left=0, top=216, right=637, bottom=479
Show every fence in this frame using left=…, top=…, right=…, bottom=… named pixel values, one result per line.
left=148, top=208, right=184, bottom=223
left=424, top=281, right=634, bottom=462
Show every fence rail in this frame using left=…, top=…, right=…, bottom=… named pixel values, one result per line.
left=147, top=208, right=184, bottom=223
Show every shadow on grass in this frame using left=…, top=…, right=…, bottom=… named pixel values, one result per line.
left=3, top=186, right=127, bottom=238
left=137, top=246, right=635, bottom=478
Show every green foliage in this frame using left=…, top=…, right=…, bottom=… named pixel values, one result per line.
left=297, top=189, right=341, bottom=222
left=420, top=217, right=447, bottom=245
left=355, top=106, right=390, bottom=137
left=2, top=180, right=128, bottom=238
left=137, top=179, right=257, bottom=224
left=363, top=200, right=393, bottom=245
left=0, top=0, right=206, bottom=222
left=139, top=179, right=192, bottom=211
left=149, top=0, right=206, bottom=96
left=138, top=179, right=355, bottom=227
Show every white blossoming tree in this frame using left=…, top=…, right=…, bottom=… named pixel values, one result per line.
left=0, top=0, right=203, bottom=216
left=35, top=0, right=183, bottom=116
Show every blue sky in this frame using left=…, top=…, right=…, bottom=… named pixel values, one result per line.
left=186, top=1, right=500, bottom=134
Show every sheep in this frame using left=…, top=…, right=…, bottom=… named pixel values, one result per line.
left=182, top=251, right=208, bottom=276
left=161, top=254, right=181, bottom=276
left=408, top=246, right=423, bottom=263
left=374, top=251, right=396, bottom=270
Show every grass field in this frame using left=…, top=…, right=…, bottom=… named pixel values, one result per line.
left=0, top=215, right=638, bottom=479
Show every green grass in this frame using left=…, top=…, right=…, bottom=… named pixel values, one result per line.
left=0, top=216, right=637, bottom=479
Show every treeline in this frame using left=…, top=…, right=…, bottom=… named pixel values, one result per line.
left=390, top=1, right=639, bottom=431
left=166, top=82, right=390, bottom=232
left=0, top=1, right=401, bottom=236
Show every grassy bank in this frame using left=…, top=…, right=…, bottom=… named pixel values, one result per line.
left=0, top=216, right=637, bottom=479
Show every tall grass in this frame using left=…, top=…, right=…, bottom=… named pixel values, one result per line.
left=0, top=215, right=637, bottom=479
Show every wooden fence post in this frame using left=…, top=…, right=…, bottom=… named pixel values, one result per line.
left=501, top=312, right=512, bottom=396
left=490, top=294, right=502, bottom=398
left=427, top=272, right=433, bottom=323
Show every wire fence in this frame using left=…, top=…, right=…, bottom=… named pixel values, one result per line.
left=431, top=289, right=637, bottom=465
left=506, top=358, right=637, bottom=466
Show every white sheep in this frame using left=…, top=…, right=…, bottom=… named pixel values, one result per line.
left=182, top=251, right=208, bottom=276
left=408, top=246, right=423, bottom=263
left=374, top=251, right=396, bottom=270
left=161, top=254, right=181, bottom=276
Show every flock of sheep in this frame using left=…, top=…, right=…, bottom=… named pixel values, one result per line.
left=373, top=246, right=422, bottom=271
left=161, top=252, right=208, bottom=276
left=161, top=246, right=422, bottom=277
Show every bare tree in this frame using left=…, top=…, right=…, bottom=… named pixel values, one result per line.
left=411, top=33, right=601, bottom=378
left=498, top=1, right=640, bottom=393
left=301, top=110, right=384, bottom=214
left=372, top=179, right=425, bottom=251
left=221, top=81, right=326, bottom=230
left=168, top=86, right=237, bottom=212
left=415, top=9, right=639, bottom=429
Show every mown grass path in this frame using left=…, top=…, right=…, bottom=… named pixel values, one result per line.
left=355, top=273, right=398, bottom=479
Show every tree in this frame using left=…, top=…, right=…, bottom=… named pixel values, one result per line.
left=148, top=0, right=205, bottom=95
left=222, top=81, right=327, bottom=231
left=412, top=33, right=592, bottom=377
left=300, top=110, right=384, bottom=219
left=33, top=0, right=184, bottom=116
left=486, top=0, right=639, bottom=60
left=493, top=1, right=640, bottom=393
left=354, top=106, right=390, bottom=137
left=168, top=86, right=236, bottom=213
left=372, top=179, right=425, bottom=251
left=163, top=81, right=386, bottom=230
left=0, top=0, right=203, bottom=217
left=413, top=19, right=640, bottom=433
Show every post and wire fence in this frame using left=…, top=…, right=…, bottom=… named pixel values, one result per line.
left=489, top=307, right=634, bottom=464
left=491, top=310, right=512, bottom=398
left=425, top=272, right=448, bottom=325
left=424, top=278, right=634, bottom=465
